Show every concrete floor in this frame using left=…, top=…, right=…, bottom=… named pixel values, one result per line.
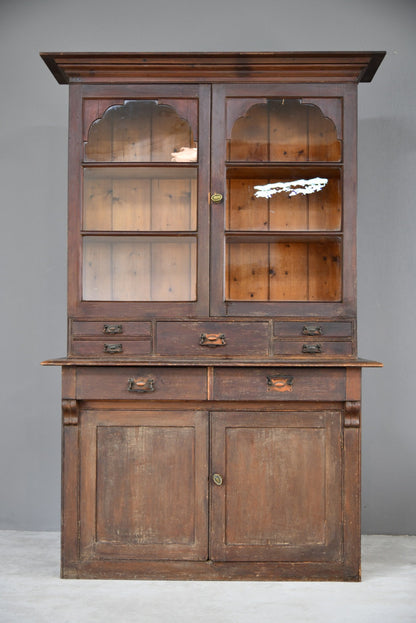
left=0, top=532, right=415, bottom=623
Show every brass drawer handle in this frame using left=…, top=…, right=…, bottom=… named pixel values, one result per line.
left=267, top=375, right=294, bottom=392
left=200, top=333, right=226, bottom=347
left=212, top=473, right=223, bottom=486
left=127, top=377, right=155, bottom=393
left=103, top=324, right=123, bottom=335
left=104, top=343, right=123, bottom=354
left=302, top=325, right=322, bottom=336
left=302, top=343, right=322, bottom=354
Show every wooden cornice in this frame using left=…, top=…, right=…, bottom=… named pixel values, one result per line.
left=40, top=52, right=385, bottom=85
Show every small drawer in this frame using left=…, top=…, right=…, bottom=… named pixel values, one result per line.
left=213, top=368, right=345, bottom=401
left=273, top=340, right=353, bottom=357
left=274, top=321, right=353, bottom=338
left=76, top=367, right=207, bottom=400
left=72, top=321, right=151, bottom=338
left=71, top=340, right=152, bottom=356
left=156, top=322, right=269, bottom=357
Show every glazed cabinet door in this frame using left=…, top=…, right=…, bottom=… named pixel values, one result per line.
left=69, top=84, right=210, bottom=318
left=79, top=409, right=208, bottom=561
left=210, top=410, right=342, bottom=562
left=210, top=84, right=356, bottom=318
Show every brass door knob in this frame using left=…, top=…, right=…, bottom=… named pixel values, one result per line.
left=210, top=193, right=223, bottom=203
left=212, top=473, right=223, bottom=486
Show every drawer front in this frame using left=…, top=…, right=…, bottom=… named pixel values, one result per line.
left=76, top=367, right=207, bottom=400
left=274, top=321, right=353, bottom=338
left=156, top=322, right=269, bottom=357
left=273, top=341, right=353, bottom=357
left=213, top=368, right=345, bottom=401
left=71, top=340, right=152, bottom=357
left=72, top=321, right=151, bottom=338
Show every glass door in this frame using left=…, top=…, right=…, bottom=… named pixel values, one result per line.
left=76, top=86, right=210, bottom=317
left=210, top=85, right=352, bottom=317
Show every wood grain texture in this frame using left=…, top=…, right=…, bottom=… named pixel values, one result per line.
left=210, top=410, right=342, bottom=562
left=61, top=400, right=80, bottom=575
left=213, top=367, right=345, bottom=401
left=41, top=52, right=385, bottom=84
left=46, top=53, right=384, bottom=581
left=79, top=410, right=208, bottom=562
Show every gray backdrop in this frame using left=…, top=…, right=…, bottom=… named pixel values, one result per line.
left=0, top=0, right=415, bottom=534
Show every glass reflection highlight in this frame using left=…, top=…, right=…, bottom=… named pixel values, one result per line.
left=254, top=177, right=328, bottom=199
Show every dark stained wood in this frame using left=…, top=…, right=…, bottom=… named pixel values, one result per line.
left=71, top=339, right=152, bottom=356
left=40, top=52, right=386, bottom=84
left=43, top=357, right=383, bottom=367
left=156, top=321, right=269, bottom=357
left=72, top=321, right=151, bottom=337
left=213, top=367, right=345, bottom=401
left=343, top=399, right=362, bottom=579
left=273, top=340, right=353, bottom=357
left=62, top=559, right=361, bottom=581
left=61, top=400, right=80, bottom=575
left=210, top=411, right=342, bottom=562
left=76, top=366, right=208, bottom=400
left=42, top=52, right=383, bottom=581
left=274, top=320, right=353, bottom=337
left=79, top=409, right=208, bottom=562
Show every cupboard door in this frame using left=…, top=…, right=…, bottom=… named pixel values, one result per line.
left=70, top=85, right=210, bottom=318
left=79, top=409, right=208, bottom=561
left=210, top=84, right=353, bottom=318
left=210, top=411, right=342, bottom=562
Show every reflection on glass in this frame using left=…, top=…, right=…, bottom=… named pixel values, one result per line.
left=226, top=240, right=341, bottom=302
left=83, top=168, right=197, bottom=232
left=171, top=147, right=198, bottom=162
left=85, top=101, right=197, bottom=162
left=254, top=178, right=328, bottom=198
left=227, top=171, right=341, bottom=232
left=83, top=236, right=196, bottom=301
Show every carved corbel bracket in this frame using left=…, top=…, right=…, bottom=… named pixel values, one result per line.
left=62, top=399, right=79, bottom=426
left=344, top=401, right=361, bottom=428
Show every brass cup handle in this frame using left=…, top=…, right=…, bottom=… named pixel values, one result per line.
left=104, top=343, right=123, bottom=354
left=212, top=473, right=223, bottom=486
left=103, top=323, right=123, bottom=335
left=302, top=343, right=322, bottom=354
left=302, top=325, right=322, bottom=336
left=200, top=333, right=226, bottom=347
left=127, top=377, right=155, bottom=393
left=267, top=375, right=294, bottom=392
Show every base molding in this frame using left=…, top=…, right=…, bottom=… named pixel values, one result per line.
left=62, top=559, right=360, bottom=582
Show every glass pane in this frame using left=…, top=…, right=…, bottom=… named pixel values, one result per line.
left=226, top=239, right=341, bottom=301
left=83, top=168, right=197, bottom=231
left=85, top=100, right=197, bottom=162
left=227, top=99, right=341, bottom=162
left=83, top=236, right=196, bottom=301
left=226, top=168, right=341, bottom=231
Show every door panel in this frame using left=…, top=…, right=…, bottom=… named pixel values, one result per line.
left=70, top=84, right=210, bottom=318
left=210, top=411, right=342, bottom=562
left=80, top=409, right=208, bottom=561
left=210, top=84, right=352, bottom=318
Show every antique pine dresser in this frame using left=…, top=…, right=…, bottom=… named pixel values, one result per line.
left=41, top=52, right=384, bottom=580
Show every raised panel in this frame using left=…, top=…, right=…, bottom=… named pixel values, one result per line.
left=210, top=411, right=342, bottom=562
left=80, top=410, right=208, bottom=561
